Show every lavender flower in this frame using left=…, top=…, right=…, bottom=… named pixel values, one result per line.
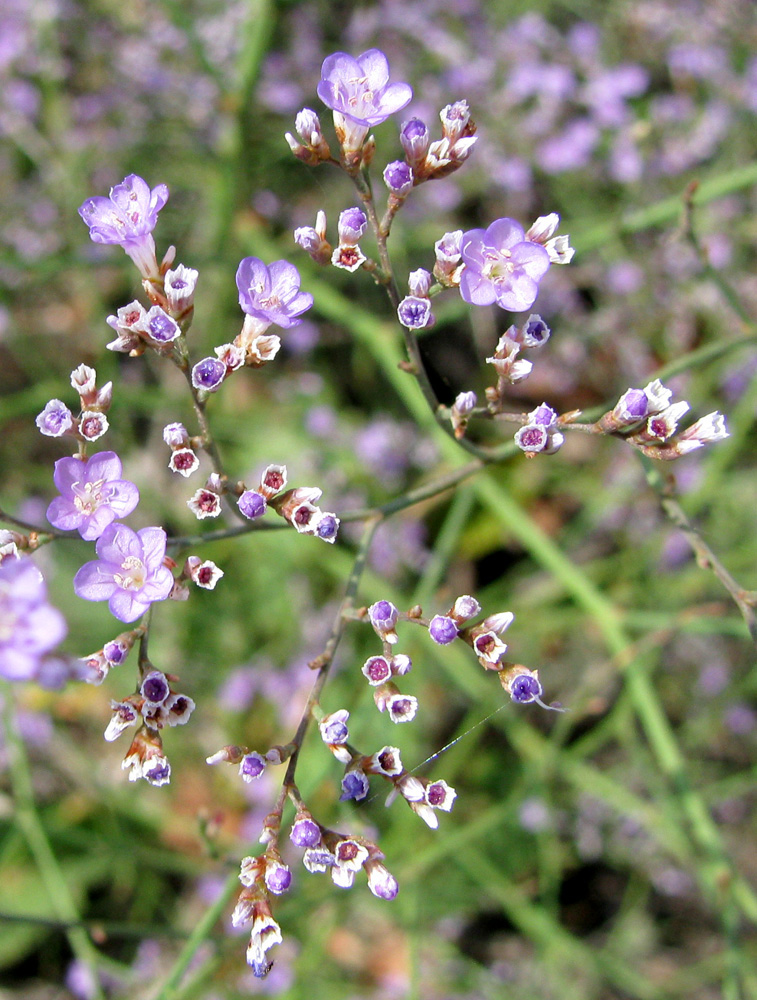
left=319, top=709, right=350, bottom=744
left=383, top=160, right=413, bottom=195
left=239, top=752, right=267, bottom=782
left=191, top=357, right=226, bottom=393
left=46, top=451, right=139, bottom=541
left=73, top=523, right=174, bottom=623
left=337, top=207, right=367, bottom=245
left=0, top=558, right=67, bottom=681
left=78, top=174, right=169, bottom=279
left=236, top=257, right=313, bottom=329
left=238, top=490, right=267, bottom=520
left=397, top=296, right=433, bottom=329
left=137, top=305, right=181, bottom=344
left=317, top=49, right=412, bottom=127
left=460, top=219, right=551, bottom=313
left=428, top=615, right=458, bottom=645
left=340, top=769, right=370, bottom=802
left=400, top=119, right=430, bottom=166
left=36, top=400, right=73, bottom=438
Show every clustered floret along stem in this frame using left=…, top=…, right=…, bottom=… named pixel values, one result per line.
left=0, top=38, right=738, bottom=988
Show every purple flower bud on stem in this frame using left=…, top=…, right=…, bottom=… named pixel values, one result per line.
left=429, top=615, right=458, bottom=645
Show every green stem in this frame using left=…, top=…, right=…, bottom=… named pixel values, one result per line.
left=2, top=684, right=106, bottom=1000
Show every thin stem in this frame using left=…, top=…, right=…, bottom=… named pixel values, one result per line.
left=642, top=457, right=757, bottom=646
left=282, top=517, right=380, bottom=789
left=2, top=684, right=107, bottom=1000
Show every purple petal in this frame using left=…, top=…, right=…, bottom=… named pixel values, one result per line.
left=95, top=523, right=140, bottom=563
left=460, top=269, right=497, bottom=306
left=485, top=218, right=525, bottom=250
left=109, top=590, right=150, bottom=623
left=46, top=496, right=82, bottom=532
left=356, top=49, right=390, bottom=89
left=52, top=456, right=86, bottom=495
left=137, top=527, right=168, bottom=572
left=73, top=560, right=118, bottom=601
left=83, top=451, right=123, bottom=482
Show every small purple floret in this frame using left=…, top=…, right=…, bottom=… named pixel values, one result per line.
left=236, top=257, right=313, bottom=329
left=315, top=514, right=339, bottom=542
left=36, top=400, right=73, bottom=438
left=265, top=866, right=292, bottom=895
left=317, top=49, right=413, bottom=127
left=397, top=296, right=432, bottom=329
left=383, top=160, right=413, bottom=194
left=78, top=174, right=168, bottom=246
left=515, top=425, right=549, bottom=453
left=429, top=615, right=458, bottom=645
left=78, top=174, right=169, bottom=278
left=509, top=674, right=543, bottom=704
left=143, top=306, right=180, bottom=343
left=460, top=219, right=551, bottom=313
left=238, top=490, right=267, bottom=520
left=239, top=752, right=266, bottom=781
left=340, top=770, right=370, bottom=802
left=368, top=601, right=399, bottom=636
left=290, top=817, right=321, bottom=848
left=141, top=670, right=170, bottom=704
left=46, top=451, right=140, bottom=541
left=337, top=207, right=367, bottom=244
left=191, top=358, right=226, bottom=392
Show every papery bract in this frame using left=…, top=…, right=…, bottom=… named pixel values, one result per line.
left=73, top=523, right=174, bottom=623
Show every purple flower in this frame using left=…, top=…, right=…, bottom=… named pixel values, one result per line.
left=366, top=861, right=399, bottom=900
left=73, top=524, right=174, bottom=623
left=0, top=558, right=67, bottom=681
left=139, top=305, right=180, bottom=344
left=290, top=816, right=321, bottom=848
left=383, top=160, right=413, bottom=195
left=460, top=219, right=551, bottom=313
left=317, top=49, right=412, bottom=127
left=46, top=451, right=139, bottom=541
left=337, top=207, right=367, bottom=245
left=428, top=615, right=458, bottom=645
left=36, top=399, right=73, bottom=438
left=141, top=670, right=170, bottom=704
left=239, top=752, right=267, bottom=782
left=238, top=490, right=267, bottom=520
left=236, top=257, right=313, bottom=329
left=191, top=357, right=226, bottom=392
left=78, top=175, right=169, bottom=279
left=509, top=672, right=543, bottom=704
left=319, top=709, right=350, bottom=744
left=397, top=296, right=432, bottom=329
left=340, top=769, right=369, bottom=802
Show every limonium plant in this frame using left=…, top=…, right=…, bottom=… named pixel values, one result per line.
left=0, top=42, right=737, bottom=988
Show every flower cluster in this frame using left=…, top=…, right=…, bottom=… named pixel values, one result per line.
left=105, top=668, right=195, bottom=786
left=235, top=464, right=339, bottom=543
left=36, top=365, right=112, bottom=443
left=598, top=379, right=728, bottom=458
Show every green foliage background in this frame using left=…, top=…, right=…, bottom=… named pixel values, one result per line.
left=1, top=0, right=757, bottom=998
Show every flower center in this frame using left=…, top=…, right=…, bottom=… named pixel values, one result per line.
left=72, top=478, right=107, bottom=515
left=482, top=248, right=514, bottom=284
left=114, top=556, right=146, bottom=591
